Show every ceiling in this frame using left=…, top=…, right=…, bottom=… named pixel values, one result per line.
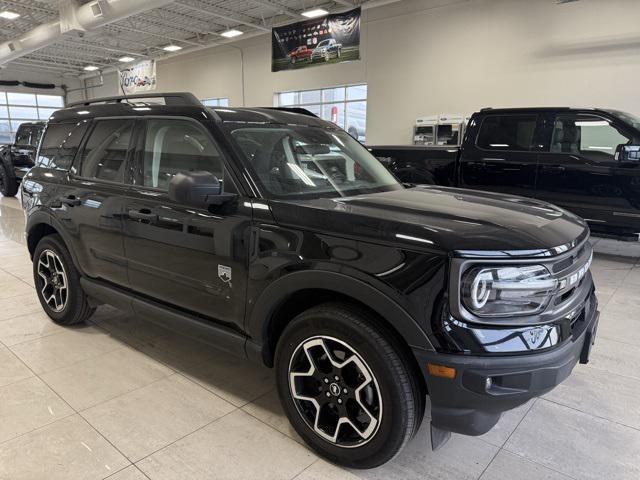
left=0, top=0, right=374, bottom=77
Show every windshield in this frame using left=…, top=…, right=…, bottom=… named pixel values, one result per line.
left=229, top=125, right=402, bottom=199
left=607, top=110, right=640, bottom=130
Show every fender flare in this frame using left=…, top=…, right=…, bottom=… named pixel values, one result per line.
left=26, top=210, right=82, bottom=272
left=246, top=270, right=435, bottom=363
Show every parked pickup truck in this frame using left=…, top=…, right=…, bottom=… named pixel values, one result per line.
left=370, top=108, right=640, bottom=238
left=289, top=46, right=313, bottom=64
left=0, top=121, right=45, bottom=197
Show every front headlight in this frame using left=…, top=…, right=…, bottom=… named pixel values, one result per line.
left=461, top=265, right=558, bottom=317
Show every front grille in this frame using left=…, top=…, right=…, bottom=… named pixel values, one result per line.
left=547, top=241, right=593, bottom=315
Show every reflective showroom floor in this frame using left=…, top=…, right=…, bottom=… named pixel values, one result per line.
left=0, top=194, right=639, bottom=480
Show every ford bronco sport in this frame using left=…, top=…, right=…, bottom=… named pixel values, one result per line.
left=22, top=93, right=599, bottom=469
left=0, top=121, right=45, bottom=197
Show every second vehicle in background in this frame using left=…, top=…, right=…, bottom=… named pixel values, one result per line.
left=370, top=107, right=640, bottom=238
left=0, top=121, right=45, bottom=197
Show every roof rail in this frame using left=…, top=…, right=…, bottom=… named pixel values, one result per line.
left=480, top=107, right=493, bottom=112
left=67, top=92, right=202, bottom=108
left=266, top=107, right=318, bottom=118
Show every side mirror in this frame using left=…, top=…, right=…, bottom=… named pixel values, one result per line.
left=617, top=145, right=640, bottom=162
left=168, top=171, right=233, bottom=206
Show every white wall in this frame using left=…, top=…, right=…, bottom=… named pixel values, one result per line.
left=75, top=0, right=640, bottom=144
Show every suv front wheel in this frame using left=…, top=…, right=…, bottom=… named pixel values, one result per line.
left=33, top=234, right=95, bottom=325
left=275, top=303, right=423, bottom=469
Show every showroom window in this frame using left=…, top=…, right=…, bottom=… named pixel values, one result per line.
left=0, top=92, right=64, bottom=144
left=202, top=97, right=230, bottom=107
left=275, top=84, right=368, bottom=141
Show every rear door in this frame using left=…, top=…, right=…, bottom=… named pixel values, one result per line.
left=122, top=117, right=252, bottom=330
left=536, top=112, right=640, bottom=228
left=64, top=118, right=135, bottom=285
left=459, top=113, right=541, bottom=197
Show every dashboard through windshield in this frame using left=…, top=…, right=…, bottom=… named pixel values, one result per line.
left=228, top=125, right=402, bottom=199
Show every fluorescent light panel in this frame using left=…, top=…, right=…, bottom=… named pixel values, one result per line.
left=163, top=45, right=182, bottom=52
left=221, top=29, right=243, bottom=38
left=0, top=11, right=20, bottom=20
left=83, top=65, right=99, bottom=71
left=301, top=8, right=328, bottom=18
left=119, top=56, right=135, bottom=62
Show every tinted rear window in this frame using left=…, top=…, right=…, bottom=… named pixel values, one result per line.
left=37, top=121, right=89, bottom=170
left=476, top=115, right=538, bottom=151
left=80, top=119, right=134, bottom=182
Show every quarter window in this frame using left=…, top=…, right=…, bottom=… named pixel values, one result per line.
left=37, top=121, right=89, bottom=170
left=551, top=114, right=631, bottom=162
left=477, top=115, right=538, bottom=151
left=140, top=119, right=224, bottom=191
left=80, top=120, right=134, bottom=182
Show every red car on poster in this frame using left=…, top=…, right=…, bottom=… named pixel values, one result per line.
left=288, top=46, right=312, bottom=64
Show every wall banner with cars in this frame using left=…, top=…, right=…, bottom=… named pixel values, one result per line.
left=271, top=7, right=361, bottom=72
left=118, top=59, right=157, bottom=94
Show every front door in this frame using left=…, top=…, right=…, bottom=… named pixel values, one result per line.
left=459, top=113, right=541, bottom=197
left=122, top=117, right=251, bottom=330
left=536, top=112, right=640, bottom=229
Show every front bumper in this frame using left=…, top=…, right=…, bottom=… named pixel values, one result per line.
left=414, top=290, right=599, bottom=438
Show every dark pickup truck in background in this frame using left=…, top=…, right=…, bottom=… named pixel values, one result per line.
left=0, top=121, right=45, bottom=197
left=370, top=108, right=640, bottom=238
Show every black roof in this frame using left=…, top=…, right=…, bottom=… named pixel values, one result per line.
left=51, top=92, right=334, bottom=129
left=478, top=107, right=605, bottom=114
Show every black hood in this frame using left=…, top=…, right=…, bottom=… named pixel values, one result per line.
left=268, top=185, right=588, bottom=254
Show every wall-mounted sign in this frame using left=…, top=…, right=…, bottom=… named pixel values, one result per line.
left=271, top=7, right=361, bottom=72
left=119, top=59, right=157, bottom=94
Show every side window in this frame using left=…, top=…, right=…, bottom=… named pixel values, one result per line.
left=476, top=115, right=538, bottom=151
left=140, top=119, right=224, bottom=191
left=551, top=114, right=631, bottom=162
left=15, top=127, right=31, bottom=146
left=80, top=120, right=134, bottom=182
left=37, top=121, right=89, bottom=170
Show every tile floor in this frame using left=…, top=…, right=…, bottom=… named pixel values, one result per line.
left=1, top=194, right=639, bottom=480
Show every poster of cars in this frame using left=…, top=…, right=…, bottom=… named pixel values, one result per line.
left=118, top=59, right=157, bottom=94
left=271, top=7, right=361, bottom=72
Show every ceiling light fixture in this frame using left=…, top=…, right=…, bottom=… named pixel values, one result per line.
left=163, top=45, right=182, bottom=52
left=220, top=29, right=243, bottom=38
left=0, top=11, right=20, bottom=20
left=301, top=8, right=328, bottom=18
left=83, top=65, right=99, bottom=71
left=118, top=56, right=135, bottom=62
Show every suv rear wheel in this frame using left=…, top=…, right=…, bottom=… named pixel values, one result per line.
left=33, top=234, right=95, bottom=325
left=275, top=303, right=422, bottom=469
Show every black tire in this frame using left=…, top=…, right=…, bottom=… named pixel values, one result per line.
left=33, top=234, right=95, bottom=325
left=0, top=162, right=19, bottom=197
left=275, top=302, right=423, bottom=469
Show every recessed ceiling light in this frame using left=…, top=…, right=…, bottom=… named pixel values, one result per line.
left=301, top=8, right=328, bottom=18
left=163, top=45, right=182, bottom=52
left=118, top=56, right=135, bottom=62
left=220, top=29, right=243, bottom=38
left=83, top=65, right=99, bottom=71
left=0, top=11, right=20, bottom=20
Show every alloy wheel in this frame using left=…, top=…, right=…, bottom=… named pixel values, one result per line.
left=288, top=336, right=383, bottom=448
left=37, top=249, right=68, bottom=312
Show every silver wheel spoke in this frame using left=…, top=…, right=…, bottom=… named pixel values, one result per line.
left=36, top=249, right=68, bottom=313
left=288, top=335, right=383, bottom=448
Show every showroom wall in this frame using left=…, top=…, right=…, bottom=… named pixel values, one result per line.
left=74, top=0, right=640, bottom=144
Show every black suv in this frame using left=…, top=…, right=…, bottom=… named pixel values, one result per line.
left=0, top=121, right=45, bottom=197
left=22, top=93, right=599, bottom=468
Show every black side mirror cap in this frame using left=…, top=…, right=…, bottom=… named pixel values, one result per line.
left=168, top=171, right=233, bottom=206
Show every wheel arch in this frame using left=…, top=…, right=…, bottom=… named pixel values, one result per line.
left=26, top=211, right=81, bottom=272
left=246, top=270, right=433, bottom=376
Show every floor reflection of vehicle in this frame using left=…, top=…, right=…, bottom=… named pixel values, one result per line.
left=370, top=107, right=640, bottom=238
